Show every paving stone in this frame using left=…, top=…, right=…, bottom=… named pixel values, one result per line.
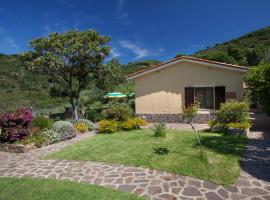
left=205, top=192, right=224, bottom=200
left=133, top=188, right=145, bottom=195
left=158, top=193, right=177, bottom=200
left=225, top=185, right=238, bottom=193
left=163, top=183, right=169, bottom=192
left=262, top=195, right=270, bottom=200
left=241, top=187, right=268, bottom=195
left=189, top=179, right=201, bottom=187
left=236, top=179, right=252, bottom=187
left=182, top=186, right=202, bottom=197
left=118, top=184, right=137, bottom=192
left=148, top=186, right=162, bottom=195
left=231, top=193, right=248, bottom=200
left=217, top=188, right=228, bottom=199
left=202, top=181, right=218, bottom=190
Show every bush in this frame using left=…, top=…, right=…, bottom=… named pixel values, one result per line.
left=99, top=120, right=118, bottom=133
left=74, top=123, right=88, bottom=133
left=120, top=118, right=147, bottom=130
left=52, top=121, right=76, bottom=141
left=227, top=122, right=251, bottom=130
left=216, top=101, right=250, bottom=124
left=30, top=134, right=47, bottom=148
left=152, top=123, right=166, bottom=137
left=69, top=119, right=95, bottom=130
left=0, top=108, right=33, bottom=143
left=32, top=116, right=54, bottom=130
left=41, top=129, right=60, bottom=145
left=101, top=103, right=133, bottom=121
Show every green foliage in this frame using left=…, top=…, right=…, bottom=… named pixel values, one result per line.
left=99, top=120, right=118, bottom=133
left=182, top=99, right=200, bottom=124
left=30, top=134, right=47, bottom=148
left=95, top=59, right=125, bottom=92
left=227, top=122, right=251, bottom=130
left=0, top=55, right=66, bottom=113
left=41, top=129, right=60, bottom=145
left=152, top=123, right=166, bottom=137
left=52, top=121, right=76, bottom=141
left=194, top=26, right=270, bottom=66
left=216, top=101, right=250, bottom=124
left=21, top=30, right=112, bottom=119
left=245, top=63, right=270, bottom=114
left=175, top=53, right=186, bottom=58
left=119, top=118, right=147, bottom=130
left=32, top=116, right=54, bottom=130
left=69, top=119, right=95, bottom=130
left=101, top=103, right=133, bottom=121
left=124, top=60, right=161, bottom=75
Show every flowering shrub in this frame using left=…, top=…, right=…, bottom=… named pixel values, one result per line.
left=120, top=118, right=147, bottom=130
left=69, top=119, right=95, bottom=130
left=74, top=122, right=88, bottom=133
left=52, top=121, right=76, bottom=141
left=209, top=101, right=251, bottom=133
left=227, top=122, right=251, bottom=130
left=41, top=129, right=60, bottom=145
left=99, top=120, right=118, bottom=133
left=0, top=108, right=33, bottom=143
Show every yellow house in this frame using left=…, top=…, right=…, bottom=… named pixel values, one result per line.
left=126, top=56, right=248, bottom=123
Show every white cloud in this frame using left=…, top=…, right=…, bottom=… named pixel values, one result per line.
left=119, top=40, right=149, bottom=59
left=110, top=48, right=122, bottom=58
left=115, top=0, right=129, bottom=20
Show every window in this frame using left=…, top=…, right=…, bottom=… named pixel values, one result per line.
left=185, top=86, right=225, bottom=110
left=194, top=87, right=214, bottom=109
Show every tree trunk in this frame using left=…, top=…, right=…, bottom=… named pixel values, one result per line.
left=71, top=98, right=79, bottom=120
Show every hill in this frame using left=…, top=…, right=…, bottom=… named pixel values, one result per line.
left=123, top=60, right=162, bottom=75
left=193, top=26, right=270, bottom=66
left=0, top=54, right=67, bottom=113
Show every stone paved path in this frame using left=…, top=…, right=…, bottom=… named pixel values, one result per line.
left=1, top=114, right=270, bottom=200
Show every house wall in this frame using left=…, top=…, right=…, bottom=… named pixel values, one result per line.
left=135, top=61, right=245, bottom=116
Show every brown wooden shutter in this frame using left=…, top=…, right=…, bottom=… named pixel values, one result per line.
left=185, top=87, right=194, bottom=107
left=215, top=86, right=225, bottom=109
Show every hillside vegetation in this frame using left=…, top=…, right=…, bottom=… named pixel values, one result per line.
left=0, top=54, right=66, bottom=113
left=193, top=26, right=270, bottom=66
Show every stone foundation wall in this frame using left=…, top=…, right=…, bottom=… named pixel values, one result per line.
left=0, top=143, right=36, bottom=153
left=136, top=113, right=216, bottom=124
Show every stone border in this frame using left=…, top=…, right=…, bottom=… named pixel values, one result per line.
left=137, top=113, right=216, bottom=124
left=0, top=143, right=36, bottom=153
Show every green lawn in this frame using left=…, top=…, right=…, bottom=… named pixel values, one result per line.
left=46, top=129, right=247, bottom=185
left=0, top=177, right=144, bottom=200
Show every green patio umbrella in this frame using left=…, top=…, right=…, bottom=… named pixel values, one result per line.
left=104, top=92, right=127, bottom=98
left=128, top=93, right=135, bottom=97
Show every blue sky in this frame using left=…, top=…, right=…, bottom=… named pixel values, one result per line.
left=0, top=0, right=270, bottom=63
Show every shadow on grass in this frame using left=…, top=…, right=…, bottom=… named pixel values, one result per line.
left=195, top=133, right=247, bottom=156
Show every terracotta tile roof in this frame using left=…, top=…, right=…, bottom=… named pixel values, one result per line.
left=125, top=56, right=248, bottom=79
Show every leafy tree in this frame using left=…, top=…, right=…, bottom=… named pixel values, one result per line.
left=95, top=59, right=124, bottom=92
left=197, top=51, right=237, bottom=64
left=245, top=63, right=270, bottom=114
left=21, top=30, right=111, bottom=119
left=246, top=47, right=265, bottom=66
